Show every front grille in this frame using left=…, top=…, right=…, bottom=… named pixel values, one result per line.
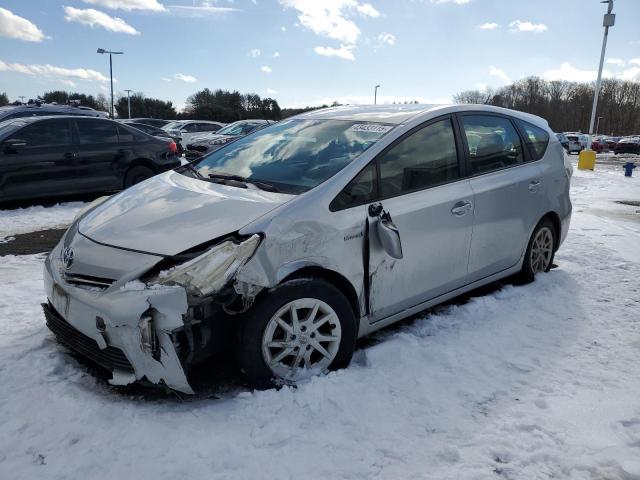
left=43, top=303, right=133, bottom=372
left=63, top=273, right=115, bottom=290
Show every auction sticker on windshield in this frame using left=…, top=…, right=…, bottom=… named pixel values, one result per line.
left=349, top=123, right=394, bottom=134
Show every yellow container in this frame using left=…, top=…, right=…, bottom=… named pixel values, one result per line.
left=578, top=149, right=596, bottom=170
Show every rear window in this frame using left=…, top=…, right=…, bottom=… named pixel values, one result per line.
left=517, top=120, right=550, bottom=161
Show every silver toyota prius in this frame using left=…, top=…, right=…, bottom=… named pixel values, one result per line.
left=43, top=104, right=572, bottom=392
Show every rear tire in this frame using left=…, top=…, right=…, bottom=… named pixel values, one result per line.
left=237, top=277, right=357, bottom=390
left=516, top=218, right=557, bottom=284
left=124, top=165, right=154, bottom=188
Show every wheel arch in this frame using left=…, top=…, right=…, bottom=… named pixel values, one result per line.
left=539, top=211, right=561, bottom=251
left=280, top=266, right=361, bottom=322
left=127, top=158, right=158, bottom=173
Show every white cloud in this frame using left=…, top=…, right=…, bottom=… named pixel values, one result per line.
left=100, top=85, right=109, bottom=91
left=60, top=79, right=77, bottom=88
left=606, top=58, right=624, bottom=66
left=174, top=72, right=197, bottom=82
left=0, top=59, right=108, bottom=82
left=261, top=65, right=272, bottom=73
left=356, top=3, right=380, bottom=17
left=542, top=62, right=612, bottom=82
left=479, top=22, right=498, bottom=30
left=378, top=32, right=396, bottom=45
left=620, top=67, right=640, bottom=82
left=273, top=51, right=280, bottom=58
left=81, top=0, right=166, bottom=11
left=489, top=66, right=511, bottom=84
left=63, top=6, right=140, bottom=35
left=509, top=20, right=547, bottom=33
left=167, top=4, right=239, bottom=16
left=628, top=58, right=640, bottom=66
left=248, top=48, right=261, bottom=58
left=266, top=88, right=278, bottom=94
left=280, top=0, right=378, bottom=45
left=281, top=26, right=287, bottom=32
left=314, top=44, right=355, bottom=61
left=161, top=77, right=171, bottom=82
left=0, top=7, right=46, bottom=42
left=431, top=0, right=472, bottom=4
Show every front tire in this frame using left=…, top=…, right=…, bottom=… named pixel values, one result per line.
left=517, top=218, right=556, bottom=283
left=237, top=277, right=357, bottom=389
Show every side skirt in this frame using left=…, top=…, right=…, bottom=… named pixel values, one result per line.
left=356, top=261, right=523, bottom=338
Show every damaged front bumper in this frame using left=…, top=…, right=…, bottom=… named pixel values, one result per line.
left=43, top=233, right=262, bottom=394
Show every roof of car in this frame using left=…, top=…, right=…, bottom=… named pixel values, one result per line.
left=295, top=104, right=549, bottom=127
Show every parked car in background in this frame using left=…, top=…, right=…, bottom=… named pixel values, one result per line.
left=162, top=120, right=226, bottom=149
left=0, top=116, right=180, bottom=202
left=614, top=136, right=640, bottom=155
left=42, top=104, right=571, bottom=393
left=590, top=136, right=609, bottom=153
left=120, top=120, right=184, bottom=154
left=564, top=133, right=587, bottom=154
left=128, top=118, right=172, bottom=128
left=185, top=119, right=274, bottom=160
left=555, top=133, right=569, bottom=151
left=0, top=103, right=109, bottom=122
left=605, top=136, right=621, bottom=150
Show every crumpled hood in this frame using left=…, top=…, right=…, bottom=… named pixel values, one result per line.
left=78, top=170, right=292, bottom=256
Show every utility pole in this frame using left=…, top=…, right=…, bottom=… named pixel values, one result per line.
left=18, top=96, right=25, bottom=104
left=588, top=0, right=615, bottom=136
left=595, top=116, right=603, bottom=136
left=97, top=48, right=124, bottom=119
left=374, top=84, right=380, bottom=105
left=125, top=89, right=132, bottom=119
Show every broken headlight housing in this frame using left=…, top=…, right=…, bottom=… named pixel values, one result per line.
left=148, top=234, right=261, bottom=297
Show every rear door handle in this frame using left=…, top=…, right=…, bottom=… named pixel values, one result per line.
left=451, top=200, right=473, bottom=216
left=528, top=180, right=541, bottom=192
left=63, top=152, right=77, bottom=159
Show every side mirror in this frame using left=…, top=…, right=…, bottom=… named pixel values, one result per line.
left=376, top=210, right=403, bottom=259
left=3, top=138, right=27, bottom=153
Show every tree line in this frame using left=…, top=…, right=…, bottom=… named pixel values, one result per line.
left=3, top=89, right=284, bottom=122
left=454, top=77, right=640, bottom=136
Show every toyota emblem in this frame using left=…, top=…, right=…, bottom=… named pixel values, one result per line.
left=62, top=246, right=74, bottom=269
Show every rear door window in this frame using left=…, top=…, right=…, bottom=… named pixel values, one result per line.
left=460, top=115, right=524, bottom=175
left=516, top=120, right=550, bottom=161
left=77, top=120, right=119, bottom=144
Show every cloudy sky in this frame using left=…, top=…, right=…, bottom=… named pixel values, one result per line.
left=0, top=0, right=639, bottom=110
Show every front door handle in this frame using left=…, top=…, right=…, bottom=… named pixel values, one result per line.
left=451, top=200, right=473, bottom=216
left=528, top=180, right=541, bottom=192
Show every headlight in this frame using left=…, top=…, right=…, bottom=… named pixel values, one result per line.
left=73, top=195, right=110, bottom=222
left=150, top=234, right=261, bottom=296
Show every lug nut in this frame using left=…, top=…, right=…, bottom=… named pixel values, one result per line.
left=306, top=345, right=311, bottom=350
left=300, top=326, right=306, bottom=332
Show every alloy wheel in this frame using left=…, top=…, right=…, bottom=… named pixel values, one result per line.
left=530, top=226, right=554, bottom=273
left=261, top=298, right=342, bottom=381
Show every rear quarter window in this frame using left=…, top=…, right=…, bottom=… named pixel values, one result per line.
left=517, top=120, right=550, bottom=161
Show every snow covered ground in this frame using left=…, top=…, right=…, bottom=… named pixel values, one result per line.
left=1, top=158, right=639, bottom=479
left=0, top=202, right=85, bottom=239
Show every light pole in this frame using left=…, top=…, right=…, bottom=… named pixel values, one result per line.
left=124, top=89, right=132, bottom=119
left=588, top=0, right=615, bottom=136
left=97, top=48, right=124, bottom=119
left=374, top=84, right=380, bottom=105
left=18, top=96, right=25, bottom=104
left=595, top=116, right=603, bottom=136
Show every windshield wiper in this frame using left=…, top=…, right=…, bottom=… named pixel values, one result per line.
left=176, top=161, right=204, bottom=178
left=207, top=172, right=280, bottom=192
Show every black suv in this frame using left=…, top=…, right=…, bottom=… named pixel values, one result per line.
left=0, top=116, right=180, bottom=202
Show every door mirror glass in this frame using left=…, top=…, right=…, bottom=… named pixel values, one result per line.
left=4, top=138, right=27, bottom=153
left=376, top=211, right=403, bottom=259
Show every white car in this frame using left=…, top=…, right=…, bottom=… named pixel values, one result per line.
left=564, top=132, right=589, bottom=154
left=162, top=120, right=226, bottom=149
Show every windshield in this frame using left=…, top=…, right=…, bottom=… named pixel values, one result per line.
left=191, top=119, right=394, bottom=194
left=217, top=121, right=263, bottom=136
